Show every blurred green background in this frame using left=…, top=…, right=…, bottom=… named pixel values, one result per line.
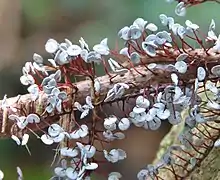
left=0, top=0, right=219, bottom=179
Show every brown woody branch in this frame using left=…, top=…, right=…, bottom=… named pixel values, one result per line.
left=0, top=49, right=219, bottom=138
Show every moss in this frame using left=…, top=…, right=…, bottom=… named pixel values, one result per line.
left=189, top=147, right=220, bottom=180
left=153, top=124, right=181, bottom=164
